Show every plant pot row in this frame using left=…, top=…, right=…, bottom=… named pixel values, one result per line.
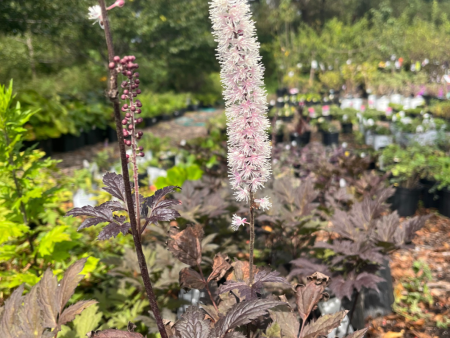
left=23, top=125, right=119, bottom=155
left=143, top=109, right=187, bottom=126
left=391, top=184, right=450, bottom=217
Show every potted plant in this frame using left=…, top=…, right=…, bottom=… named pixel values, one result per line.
left=430, top=156, right=450, bottom=217
left=320, top=121, right=339, bottom=146
left=335, top=108, right=357, bottom=134
left=381, top=144, right=428, bottom=216
left=367, top=125, right=393, bottom=150
left=291, top=105, right=311, bottom=146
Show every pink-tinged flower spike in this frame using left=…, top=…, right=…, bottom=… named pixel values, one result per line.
left=88, top=5, right=104, bottom=28
left=255, top=196, right=272, bottom=211
left=231, top=214, right=249, bottom=231
left=210, top=0, right=271, bottom=202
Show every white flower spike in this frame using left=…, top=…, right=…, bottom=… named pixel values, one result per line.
left=209, top=0, right=272, bottom=202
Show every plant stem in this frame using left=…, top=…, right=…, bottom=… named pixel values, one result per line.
left=197, top=264, right=218, bottom=312
left=98, top=2, right=168, bottom=338
left=346, top=290, right=359, bottom=335
left=248, top=191, right=255, bottom=285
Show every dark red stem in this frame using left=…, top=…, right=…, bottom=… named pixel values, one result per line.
left=98, top=2, right=168, bottom=338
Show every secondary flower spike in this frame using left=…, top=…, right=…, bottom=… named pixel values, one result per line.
left=210, top=0, right=271, bottom=202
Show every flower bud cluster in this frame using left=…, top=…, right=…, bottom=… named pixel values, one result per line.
left=109, top=55, right=145, bottom=161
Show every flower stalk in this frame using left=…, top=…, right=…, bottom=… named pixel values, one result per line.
left=97, top=1, right=168, bottom=338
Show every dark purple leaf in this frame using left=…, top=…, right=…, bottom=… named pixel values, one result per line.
left=174, top=306, right=210, bottom=338
left=211, top=299, right=282, bottom=338
left=143, top=186, right=181, bottom=226
left=329, top=272, right=384, bottom=300
left=100, top=200, right=127, bottom=212
left=219, top=270, right=291, bottom=301
left=295, top=273, right=329, bottom=321
left=97, top=222, right=130, bottom=240
left=288, top=258, right=331, bottom=280
left=66, top=205, right=114, bottom=231
left=102, top=172, right=126, bottom=201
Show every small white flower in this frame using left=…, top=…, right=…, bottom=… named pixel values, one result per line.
left=399, top=111, right=405, bottom=118
left=360, top=152, right=366, bottom=158
left=392, top=115, right=397, bottom=122
left=367, top=118, right=374, bottom=126
left=343, top=114, right=348, bottom=121
left=291, top=141, right=297, bottom=147
left=180, top=139, right=186, bottom=146
left=285, top=144, right=291, bottom=150
left=288, top=71, right=294, bottom=77
left=255, top=196, right=272, bottom=211
left=231, top=214, right=248, bottom=231
left=88, top=5, right=104, bottom=28
left=423, top=113, right=430, bottom=119
left=416, top=125, right=424, bottom=133
left=342, top=142, right=348, bottom=149
left=339, top=178, right=346, bottom=188
left=318, top=117, right=324, bottom=123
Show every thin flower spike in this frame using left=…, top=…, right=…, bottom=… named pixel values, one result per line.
left=210, top=0, right=271, bottom=202
left=255, top=196, right=271, bottom=211
left=231, top=214, right=249, bottom=231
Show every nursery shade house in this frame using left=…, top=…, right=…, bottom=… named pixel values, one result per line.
left=0, top=0, right=450, bottom=337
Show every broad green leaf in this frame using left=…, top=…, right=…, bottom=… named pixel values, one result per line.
left=38, top=225, right=72, bottom=257
left=0, top=221, right=28, bottom=245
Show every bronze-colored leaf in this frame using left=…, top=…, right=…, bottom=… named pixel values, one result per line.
left=344, top=328, right=368, bottom=338
left=269, top=309, right=300, bottom=338
left=302, top=310, right=348, bottom=338
left=207, top=253, right=232, bottom=282
left=225, top=260, right=258, bottom=281
left=18, top=284, right=43, bottom=337
left=179, top=267, right=206, bottom=290
left=167, top=224, right=203, bottom=266
left=37, top=268, right=58, bottom=329
left=56, top=258, right=88, bottom=313
left=295, top=273, right=329, bottom=321
left=163, top=319, right=176, bottom=338
left=200, top=304, right=219, bottom=322
left=0, top=284, right=24, bottom=338
left=87, top=329, right=145, bottom=337
left=307, top=272, right=330, bottom=286
left=58, top=300, right=98, bottom=325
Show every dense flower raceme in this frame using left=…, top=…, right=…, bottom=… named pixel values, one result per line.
left=210, top=0, right=272, bottom=202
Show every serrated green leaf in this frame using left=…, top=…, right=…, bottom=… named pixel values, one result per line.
left=72, top=304, right=103, bottom=337
left=38, top=225, right=71, bottom=257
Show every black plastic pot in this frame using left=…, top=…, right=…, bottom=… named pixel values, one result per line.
left=439, top=188, right=450, bottom=218
left=294, top=131, right=311, bottom=146
left=161, top=113, right=172, bottom=121
left=22, top=139, right=53, bottom=156
left=276, top=88, right=288, bottom=97
left=85, top=128, right=103, bottom=146
left=275, top=131, right=284, bottom=143
left=52, top=133, right=85, bottom=153
left=106, top=125, right=118, bottom=143
left=420, top=178, right=439, bottom=209
left=341, top=122, right=353, bottom=134
left=392, top=186, right=421, bottom=217
left=322, top=115, right=332, bottom=122
left=322, top=131, right=339, bottom=146
left=173, top=110, right=182, bottom=118
left=144, top=117, right=154, bottom=127
left=280, top=115, right=293, bottom=122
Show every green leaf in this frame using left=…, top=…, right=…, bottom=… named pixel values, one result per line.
left=80, top=256, right=100, bottom=275
left=72, top=304, right=103, bottom=337
left=38, top=225, right=72, bottom=257
left=0, top=271, right=40, bottom=289
left=0, top=221, right=28, bottom=245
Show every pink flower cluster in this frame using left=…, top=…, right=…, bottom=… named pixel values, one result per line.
left=210, top=0, right=271, bottom=202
